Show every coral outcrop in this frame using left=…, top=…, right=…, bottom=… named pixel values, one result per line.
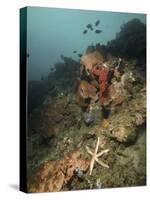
left=109, top=81, right=127, bottom=106
left=28, top=53, right=146, bottom=191
left=78, top=48, right=146, bottom=142
left=92, top=64, right=110, bottom=105
left=28, top=150, right=90, bottom=192
left=80, top=51, right=104, bottom=72
left=98, top=86, right=146, bottom=142
left=76, top=80, right=98, bottom=109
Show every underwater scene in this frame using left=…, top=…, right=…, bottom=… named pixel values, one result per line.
left=26, top=7, right=146, bottom=192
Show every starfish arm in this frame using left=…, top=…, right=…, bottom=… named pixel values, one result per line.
left=89, top=158, right=95, bottom=175
left=96, top=149, right=110, bottom=158
left=95, top=158, right=109, bottom=168
left=86, top=137, right=110, bottom=175
left=94, top=137, right=100, bottom=154
left=86, top=146, right=94, bottom=156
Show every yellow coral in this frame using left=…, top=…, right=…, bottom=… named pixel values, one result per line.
left=101, top=119, right=109, bottom=129
left=80, top=51, right=104, bottom=71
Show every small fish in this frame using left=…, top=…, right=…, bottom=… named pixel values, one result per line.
left=73, top=50, right=77, bottom=53
left=83, top=30, right=88, bottom=34
left=95, top=29, right=102, bottom=34
left=86, top=24, right=93, bottom=31
left=95, top=20, right=100, bottom=26
left=50, top=68, right=55, bottom=71
left=78, top=54, right=82, bottom=58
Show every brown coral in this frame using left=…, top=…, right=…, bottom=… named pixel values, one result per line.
left=28, top=150, right=90, bottom=193
left=76, top=80, right=98, bottom=109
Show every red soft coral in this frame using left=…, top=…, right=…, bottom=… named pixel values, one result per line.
left=92, top=64, right=109, bottom=105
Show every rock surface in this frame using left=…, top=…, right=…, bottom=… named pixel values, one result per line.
left=27, top=52, right=146, bottom=192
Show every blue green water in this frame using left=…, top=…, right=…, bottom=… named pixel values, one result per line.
left=26, top=7, right=146, bottom=80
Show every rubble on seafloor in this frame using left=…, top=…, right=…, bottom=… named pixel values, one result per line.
left=27, top=47, right=146, bottom=192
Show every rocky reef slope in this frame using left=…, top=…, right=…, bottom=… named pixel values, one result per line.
left=27, top=19, right=146, bottom=192
left=27, top=56, right=146, bottom=192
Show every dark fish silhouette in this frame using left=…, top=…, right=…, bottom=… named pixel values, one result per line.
left=95, top=29, right=102, bottom=34
left=50, top=68, right=55, bottom=71
left=78, top=54, right=82, bottom=58
left=73, top=51, right=77, bottom=53
left=83, top=30, right=88, bottom=34
left=95, top=20, right=100, bottom=26
left=86, top=24, right=93, bottom=31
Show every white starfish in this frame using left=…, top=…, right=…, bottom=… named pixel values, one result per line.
left=86, top=137, right=110, bottom=175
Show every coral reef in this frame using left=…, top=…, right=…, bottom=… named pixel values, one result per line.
left=28, top=67, right=146, bottom=191
left=28, top=150, right=90, bottom=192
left=27, top=18, right=146, bottom=192
left=97, top=85, right=146, bottom=142
left=78, top=46, right=146, bottom=142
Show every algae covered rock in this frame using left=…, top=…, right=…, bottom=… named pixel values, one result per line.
left=99, top=86, right=146, bottom=142
left=83, top=104, right=102, bottom=126
left=109, top=81, right=128, bottom=106
left=105, top=117, right=136, bottom=143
